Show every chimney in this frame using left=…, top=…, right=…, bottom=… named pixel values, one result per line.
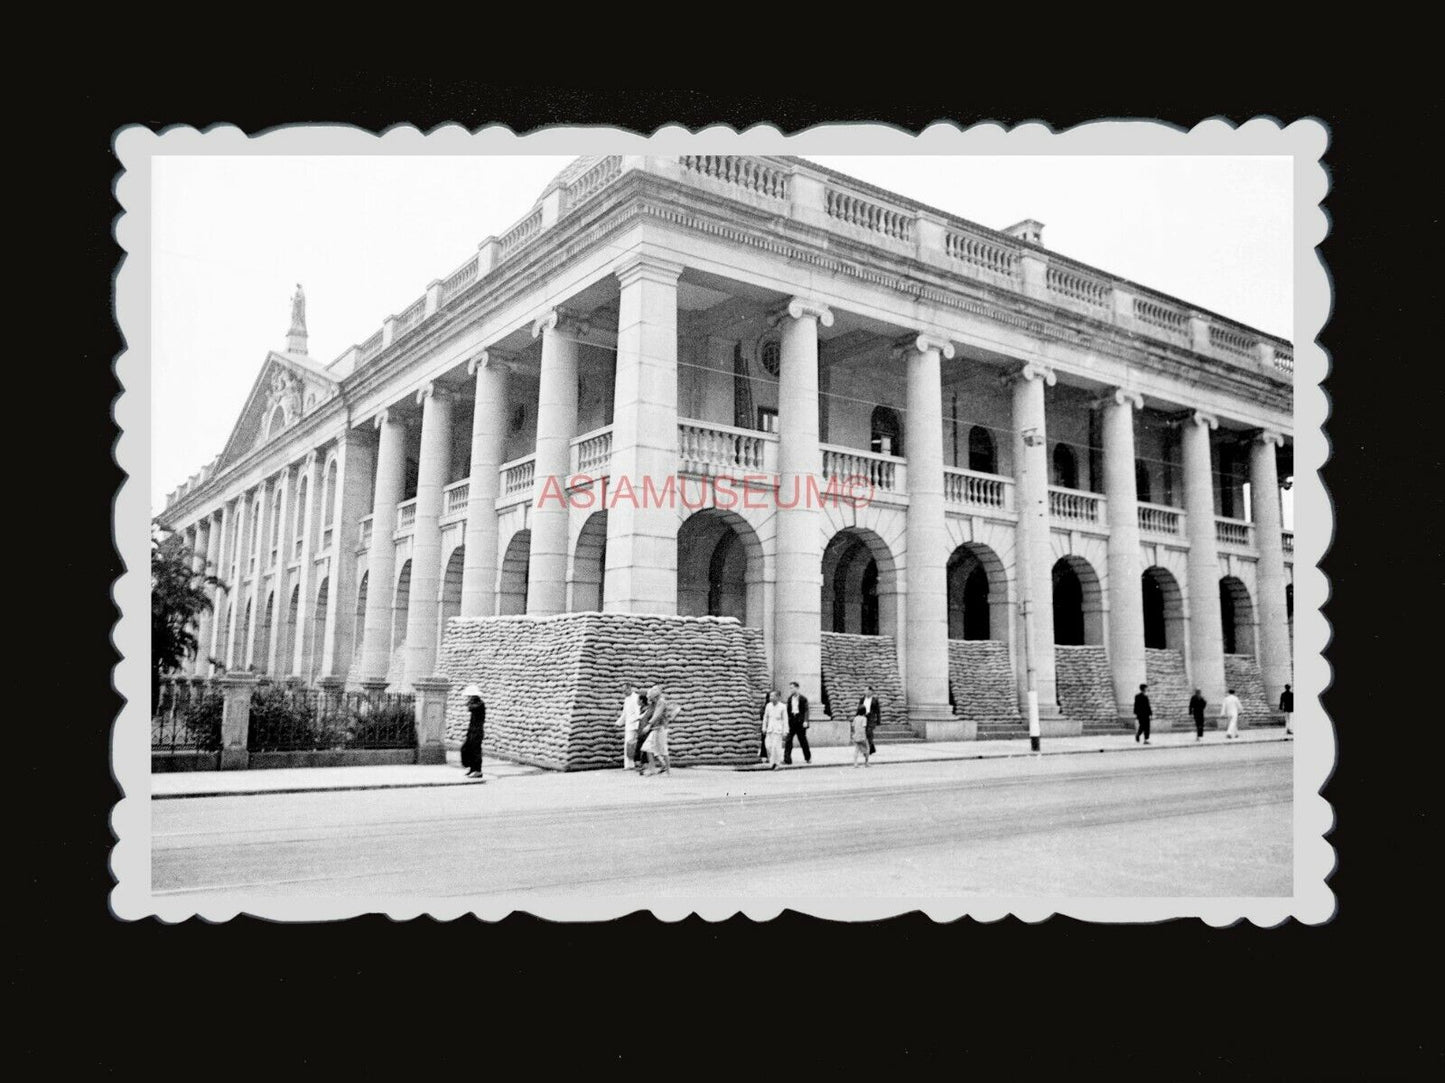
left=1003, top=219, right=1045, bottom=247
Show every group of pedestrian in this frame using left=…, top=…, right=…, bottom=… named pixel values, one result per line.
left=1133, top=682, right=1294, bottom=743
left=755, top=683, right=883, bottom=770
left=618, top=684, right=680, bottom=776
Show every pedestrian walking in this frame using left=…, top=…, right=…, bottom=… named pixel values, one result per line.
left=851, top=709, right=871, bottom=768
left=762, top=689, right=788, bottom=769
left=1189, top=688, right=1208, bottom=741
left=632, top=690, right=652, bottom=773
left=640, top=685, right=673, bottom=776
left=1221, top=688, right=1243, bottom=739
left=783, top=681, right=811, bottom=765
left=460, top=684, right=485, bottom=781
left=1279, top=684, right=1294, bottom=736
left=618, top=685, right=643, bottom=770
left=758, top=692, right=770, bottom=762
left=856, top=686, right=882, bottom=755
left=1133, top=683, right=1153, bottom=745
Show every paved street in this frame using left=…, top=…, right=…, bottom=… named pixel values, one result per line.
left=152, top=739, right=1292, bottom=901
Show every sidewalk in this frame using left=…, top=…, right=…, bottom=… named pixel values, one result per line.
left=149, top=727, right=1290, bottom=800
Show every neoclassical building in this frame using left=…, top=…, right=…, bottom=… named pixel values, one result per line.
left=160, top=155, right=1294, bottom=738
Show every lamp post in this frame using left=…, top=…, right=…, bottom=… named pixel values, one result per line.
left=1020, top=425, right=1045, bottom=753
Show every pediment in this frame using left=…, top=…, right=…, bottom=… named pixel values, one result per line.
left=216, top=352, right=339, bottom=470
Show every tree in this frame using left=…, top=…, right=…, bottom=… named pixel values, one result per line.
left=151, top=522, right=226, bottom=710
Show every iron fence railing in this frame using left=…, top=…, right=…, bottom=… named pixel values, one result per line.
left=151, top=679, right=224, bottom=754
left=246, top=684, right=416, bottom=752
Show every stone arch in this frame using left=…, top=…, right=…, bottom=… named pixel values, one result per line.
left=309, top=577, right=329, bottom=681
left=267, top=404, right=287, bottom=439
left=352, top=572, right=368, bottom=662
left=569, top=511, right=608, bottom=613
left=241, top=598, right=254, bottom=668
left=322, top=457, right=339, bottom=543
left=1142, top=565, right=1185, bottom=650
left=499, top=530, right=530, bottom=616
left=257, top=591, right=275, bottom=671
left=437, top=546, right=464, bottom=656
left=1052, top=555, right=1103, bottom=646
left=294, top=475, right=309, bottom=551
left=282, top=583, right=300, bottom=674
left=821, top=526, right=899, bottom=639
left=677, top=507, right=764, bottom=626
left=947, top=541, right=1009, bottom=641
left=968, top=425, right=997, bottom=474
left=1220, top=575, right=1257, bottom=657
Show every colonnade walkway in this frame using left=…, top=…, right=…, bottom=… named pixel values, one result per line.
left=151, top=727, right=1291, bottom=800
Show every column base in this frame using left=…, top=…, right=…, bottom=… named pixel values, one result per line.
left=918, top=716, right=977, bottom=742
left=802, top=717, right=851, bottom=748
left=1039, top=717, right=1083, bottom=738
left=219, top=749, right=249, bottom=771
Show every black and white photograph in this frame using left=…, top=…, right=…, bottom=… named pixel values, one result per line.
left=116, top=122, right=1331, bottom=923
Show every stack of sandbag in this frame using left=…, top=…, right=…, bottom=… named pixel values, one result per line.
left=820, top=631, right=906, bottom=725
left=440, top=612, right=761, bottom=771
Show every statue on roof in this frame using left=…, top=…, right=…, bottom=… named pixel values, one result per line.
left=287, top=283, right=308, bottom=354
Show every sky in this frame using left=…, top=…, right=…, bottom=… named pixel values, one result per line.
left=150, top=154, right=1292, bottom=509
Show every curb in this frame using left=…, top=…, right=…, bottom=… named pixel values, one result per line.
left=151, top=734, right=1290, bottom=800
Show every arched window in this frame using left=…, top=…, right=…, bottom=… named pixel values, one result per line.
left=1135, top=460, right=1152, bottom=504
left=1052, top=444, right=1079, bottom=489
left=270, top=491, right=283, bottom=547
left=323, top=460, right=338, bottom=527
left=968, top=426, right=997, bottom=474
left=268, top=404, right=286, bottom=439
left=293, top=476, right=308, bottom=551
left=871, top=405, right=903, bottom=458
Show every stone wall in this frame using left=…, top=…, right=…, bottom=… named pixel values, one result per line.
left=440, top=613, right=761, bottom=771
left=1054, top=645, right=1121, bottom=730
left=820, top=632, right=906, bottom=726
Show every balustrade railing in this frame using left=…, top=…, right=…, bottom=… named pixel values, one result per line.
left=498, top=207, right=543, bottom=259
left=396, top=499, right=417, bottom=535
left=500, top=455, right=537, bottom=499
left=944, top=229, right=1020, bottom=280
left=443, top=480, right=470, bottom=520
left=571, top=426, right=614, bottom=477
left=438, top=256, right=478, bottom=305
left=943, top=467, right=1013, bottom=512
left=1137, top=502, right=1183, bottom=536
left=1047, top=265, right=1111, bottom=309
left=1215, top=517, right=1253, bottom=547
left=680, top=155, right=790, bottom=200
left=1273, top=348, right=1295, bottom=376
left=397, top=297, right=426, bottom=333
left=561, top=156, right=623, bottom=212
left=358, top=330, right=383, bottom=361
left=1209, top=324, right=1258, bottom=359
left=1049, top=486, right=1105, bottom=524
left=1133, top=297, right=1190, bottom=339
left=677, top=420, right=772, bottom=475
left=821, top=445, right=904, bottom=494
left=825, top=188, right=913, bottom=242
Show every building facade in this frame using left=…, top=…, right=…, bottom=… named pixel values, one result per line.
left=159, top=155, right=1294, bottom=738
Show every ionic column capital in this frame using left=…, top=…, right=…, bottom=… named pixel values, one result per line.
left=1189, top=410, right=1219, bottom=431
left=1005, top=361, right=1056, bottom=388
left=468, top=348, right=520, bottom=377
left=895, top=331, right=955, bottom=360
left=1096, top=387, right=1144, bottom=412
left=784, top=297, right=834, bottom=327
left=373, top=408, right=400, bottom=431
left=532, top=308, right=590, bottom=341
left=614, top=252, right=684, bottom=289
left=1254, top=428, right=1285, bottom=448
left=416, top=381, right=453, bottom=406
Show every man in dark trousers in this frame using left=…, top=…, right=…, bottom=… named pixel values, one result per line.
left=758, top=693, right=770, bottom=761
left=460, top=684, right=486, bottom=780
left=1279, top=684, right=1294, bottom=736
left=783, top=681, right=811, bottom=765
left=1133, top=683, right=1152, bottom=745
left=856, top=686, right=882, bottom=755
left=1189, top=687, right=1208, bottom=741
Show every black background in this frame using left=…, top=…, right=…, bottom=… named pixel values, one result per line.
left=35, top=78, right=1436, bottom=1076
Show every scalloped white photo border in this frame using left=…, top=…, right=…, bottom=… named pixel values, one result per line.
left=110, top=118, right=1332, bottom=924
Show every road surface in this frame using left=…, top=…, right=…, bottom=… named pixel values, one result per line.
left=151, top=741, right=1291, bottom=900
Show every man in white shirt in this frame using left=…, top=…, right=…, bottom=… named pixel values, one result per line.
left=618, top=686, right=642, bottom=769
left=1220, top=688, right=1243, bottom=739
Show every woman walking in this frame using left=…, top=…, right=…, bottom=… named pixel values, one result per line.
left=460, top=684, right=485, bottom=781
left=851, top=709, right=871, bottom=768
left=641, top=685, right=673, bottom=776
left=762, top=690, right=788, bottom=770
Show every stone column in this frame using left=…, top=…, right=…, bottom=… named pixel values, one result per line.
left=1182, top=411, right=1226, bottom=701
left=242, top=480, right=271, bottom=670
left=204, top=506, right=227, bottom=675
left=605, top=255, right=682, bottom=614
left=902, top=333, right=959, bottom=737
left=1009, top=363, right=1063, bottom=726
left=774, top=298, right=831, bottom=715
left=320, top=428, right=376, bottom=680
left=1250, top=430, right=1292, bottom=702
left=411, top=676, right=451, bottom=765
left=1101, top=389, right=1148, bottom=718
left=289, top=451, right=319, bottom=678
left=265, top=468, right=293, bottom=676
left=223, top=497, right=245, bottom=669
left=526, top=309, right=581, bottom=615
left=361, top=410, right=408, bottom=683
left=460, top=351, right=511, bottom=617
left=216, top=672, right=256, bottom=771
left=187, top=524, right=206, bottom=675
left=403, top=382, right=455, bottom=686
